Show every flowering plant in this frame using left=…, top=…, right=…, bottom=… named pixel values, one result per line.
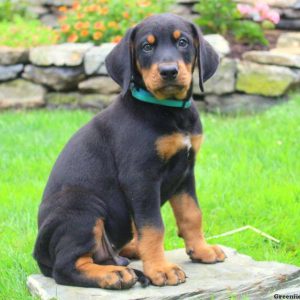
left=237, top=2, right=280, bottom=25
left=55, top=0, right=171, bottom=45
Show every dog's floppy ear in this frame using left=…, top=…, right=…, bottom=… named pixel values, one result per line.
left=105, top=27, right=136, bottom=95
left=191, top=23, right=219, bottom=93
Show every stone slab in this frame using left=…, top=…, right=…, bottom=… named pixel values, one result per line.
left=27, top=246, right=300, bottom=300
left=236, top=61, right=298, bottom=96
left=204, top=34, right=230, bottom=57
left=30, top=43, right=93, bottom=67
left=277, top=32, right=300, bottom=48
left=243, top=50, right=300, bottom=68
left=0, top=64, right=23, bottom=81
left=78, top=76, right=121, bottom=94
left=0, top=79, right=46, bottom=108
left=84, top=43, right=116, bottom=76
left=193, top=58, right=237, bottom=95
left=0, top=47, right=29, bottom=65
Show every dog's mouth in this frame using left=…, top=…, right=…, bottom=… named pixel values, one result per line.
left=153, top=84, right=188, bottom=100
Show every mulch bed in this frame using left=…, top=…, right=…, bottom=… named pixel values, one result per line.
left=226, top=30, right=282, bottom=59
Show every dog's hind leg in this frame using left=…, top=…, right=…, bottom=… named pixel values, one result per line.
left=35, top=188, right=137, bottom=289
left=52, top=218, right=137, bottom=289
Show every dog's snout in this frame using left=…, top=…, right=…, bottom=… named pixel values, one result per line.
left=159, top=63, right=178, bottom=81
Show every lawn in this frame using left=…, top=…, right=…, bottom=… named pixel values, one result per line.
left=0, top=96, right=300, bottom=299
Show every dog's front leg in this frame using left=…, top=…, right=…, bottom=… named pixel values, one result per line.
left=124, top=181, right=186, bottom=286
left=170, top=174, right=226, bottom=263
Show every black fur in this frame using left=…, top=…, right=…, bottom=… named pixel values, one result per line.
left=34, top=13, right=219, bottom=289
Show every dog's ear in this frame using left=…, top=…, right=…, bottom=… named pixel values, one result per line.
left=105, top=27, right=136, bottom=95
left=191, top=23, right=219, bottom=93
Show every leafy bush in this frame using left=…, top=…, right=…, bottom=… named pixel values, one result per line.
left=56, top=0, right=172, bottom=44
left=0, top=17, right=57, bottom=48
left=233, top=20, right=268, bottom=45
left=0, top=0, right=29, bottom=21
left=194, top=0, right=271, bottom=45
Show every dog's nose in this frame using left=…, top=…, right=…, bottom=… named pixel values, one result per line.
left=159, top=63, right=178, bottom=81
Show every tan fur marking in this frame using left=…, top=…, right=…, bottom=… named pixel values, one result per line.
left=173, top=30, right=181, bottom=40
left=170, top=193, right=203, bottom=249
left=138, top=227, right=165, bottom=265
left=156, top=133, right=186, bottom=160
left=120, top=221, right=139, bottom=259
left=147, top=34, right=155, bottom=44
left=191, top=134, right=203, bottom=153
left=138, top=226, right=186, bottom=286
left=170, top=193, right=226, bottom=263
left=93, top=218, right=104, bottom=251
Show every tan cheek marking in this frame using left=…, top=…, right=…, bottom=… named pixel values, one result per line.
left=173, top=30, right=181, bottom=40
left=191, top=134, right=203, bottom=154
left=147, top=34, right=155, bottom=44
left=156, top=133, right=187, bottom=160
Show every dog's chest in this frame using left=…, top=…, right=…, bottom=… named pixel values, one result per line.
left=156, top=132, right=202, bottom=199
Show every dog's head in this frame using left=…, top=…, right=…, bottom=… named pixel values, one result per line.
left=105, top=13, right=219, bottom=100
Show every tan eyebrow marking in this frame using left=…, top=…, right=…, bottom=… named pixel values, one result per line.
left=173, top=30, right=181, bottom=40
left=147, top=34, right=155, bottom=44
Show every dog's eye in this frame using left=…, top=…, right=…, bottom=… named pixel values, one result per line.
left=177, top=38, right=189, bottom=48
left=142, top=43, right=153, bottom=52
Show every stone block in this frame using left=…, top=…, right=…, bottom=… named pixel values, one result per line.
left=0, top=64, right=23, bottom=81
left=30, top=43, right=93, bottom=67
left=277, top=32, right=300, bottom=48
left=204, top=34, right=230, bottom=57
left=0, top=47, right=29, bottom=65
left=0, top=79, right=46, bottom=108
left=78, top=76, right=121, bottom=94
left=236, top=61, right=298, bottom=96
left=27, top=246, right=300, bottom=300
left=23, top=65, right=85, bottom=91
left=193, top=58, right=237, bottom=95
left=243, top=50, right=300, bottom=68
left=84, top=43, right=116, bottom=76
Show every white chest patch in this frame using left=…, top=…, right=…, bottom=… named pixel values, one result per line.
left=182, top=135, right=192, bottom=150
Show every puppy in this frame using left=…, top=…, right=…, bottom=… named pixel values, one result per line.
left=34, top=13, right=225, bottom=290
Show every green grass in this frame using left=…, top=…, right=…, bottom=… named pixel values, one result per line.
left=1, top=96, right=300, bottom=299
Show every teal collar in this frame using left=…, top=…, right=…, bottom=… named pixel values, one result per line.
left=131, top=87, right=192, bottom=109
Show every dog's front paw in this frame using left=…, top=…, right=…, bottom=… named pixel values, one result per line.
left=98, top=266, right=137, bottom=289
left=187, top=243, right=226, bottom=263
left=144, top=262, right=186, bottom=286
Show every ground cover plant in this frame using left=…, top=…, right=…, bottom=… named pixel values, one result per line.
left=0, top=96, right=299, bottom=299
left=56, top=0, right=172, bottom=44
left=0, top=17, right=57, bottom=48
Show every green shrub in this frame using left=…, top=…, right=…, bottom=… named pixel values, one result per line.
left=194, top=0, right=268, bottom=45
left=0, top=17, right=57, bottom=48
left=233, top=20, right=268, bottom=45
left=56, top=0, right=172, bottom=44
left=0, top=0, right=29, bottom=21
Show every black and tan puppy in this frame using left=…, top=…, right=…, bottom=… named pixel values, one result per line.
left=34, top=13, right=225, bottom=290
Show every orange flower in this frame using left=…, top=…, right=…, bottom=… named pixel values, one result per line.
left=138, top=0, right=151, bottom=7
left=82, top=21, right=90, bottom=29
left=93, top=31, right=103, bottom=40
left=99, top=6, right=109, bottom=15
left=94, top=21, right=105, bottom=30
left=108, top=21, right=118, bottom=29
left=123, top=12, right=130, bottom=19
left=111, top=35, right=122, bottom=43
left=58, top=6, right=68, bottom=12
left=86, top=5, right=98, bottom=12
left=77, top=13, right=84, bottom=19
left=74, top=22, right=84, bottom=30
left=68, top=33, right=78, bottom=43
left=72, top=1, right=80, bottom=10
left=80, top=30, right=89, bottom=37
left=61, top=24, right=71, bottom=33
